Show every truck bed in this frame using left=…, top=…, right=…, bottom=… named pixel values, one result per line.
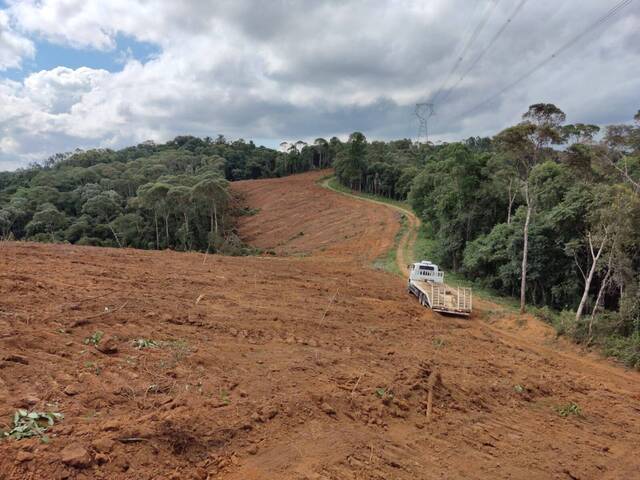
left=409, top=279, right=472, bottom=316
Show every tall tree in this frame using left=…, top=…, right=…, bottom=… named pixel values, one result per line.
left=192, top=175, right=229, bottom=242
left=167, top=185, right=194, bottom=250
left=335, top=132, right=367, bottom=190
left=495, top=103, right=566, bottom=313
left=137, top=183, right=171, bottom=249
left=575, top=185, right=639, bottom=331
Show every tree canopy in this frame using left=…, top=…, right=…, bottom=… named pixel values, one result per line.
left=0, top=135, right=336, bottom=253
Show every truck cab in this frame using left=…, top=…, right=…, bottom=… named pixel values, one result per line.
left=408, top=260, right=444, bottom=284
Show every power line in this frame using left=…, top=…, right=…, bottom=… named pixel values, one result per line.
left=430, top=0, right=501, bottom=106
left=457, top=0, right=635, bottom=119
left=438, top=0, right=529, bottom=107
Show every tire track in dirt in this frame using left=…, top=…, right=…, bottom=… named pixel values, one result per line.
left=319, top=176, right=421, bottom=274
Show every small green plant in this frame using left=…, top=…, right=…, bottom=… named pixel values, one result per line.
left=84, top=361, right=101, bottom=375
left=133, top=338, right=159, bottom=349
left=514, top=384, right=525, bottom=394
left=374, top=387, right=394, bottom=403
left=84, top=331, right=104, bottom=345
left=220, top=389, right=230, bottom=405
left=556, top=402, right=582, bottom=417
left=158, top=339, right=190, bottom=369
left=2, top=410, right=63, bottom=440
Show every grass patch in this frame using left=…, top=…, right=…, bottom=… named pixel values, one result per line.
left=133, top=338, right=160, bottom=349
left=529, top=307, right=640, bottom=370
left=556, top=402, right=582, bottom=417
left=603, top=333, right=640, bottom=369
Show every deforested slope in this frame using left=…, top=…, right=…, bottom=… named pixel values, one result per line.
left=1, top=171, right=639, bottom=480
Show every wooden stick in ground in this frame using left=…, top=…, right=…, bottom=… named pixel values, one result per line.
left=320, top=288, right=339, bottom=323
left=350, top=373, right=365, bottom=401
left=426, top=369, right=441, bottom=422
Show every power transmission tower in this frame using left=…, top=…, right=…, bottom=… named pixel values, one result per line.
left=415, top=103, right=435, bottom=144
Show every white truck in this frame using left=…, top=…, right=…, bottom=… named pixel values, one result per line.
left=407, top=261, right=472, bottom=316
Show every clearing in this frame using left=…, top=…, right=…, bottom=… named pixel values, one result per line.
left=1, top=170, right=639, bottom=479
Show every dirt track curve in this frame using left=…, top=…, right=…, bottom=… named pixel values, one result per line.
left=1, top=170, right=639, bottom=480
left=319, top=176, right=421, bottom=274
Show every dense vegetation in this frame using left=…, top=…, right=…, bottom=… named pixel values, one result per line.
left=0, top=135, right=331, bottom=253
left=334, top=105, right=640, bottom=367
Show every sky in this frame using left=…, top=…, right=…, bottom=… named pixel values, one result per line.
left=0, top=0, right=639, bottom=171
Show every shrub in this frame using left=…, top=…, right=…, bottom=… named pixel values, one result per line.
left=604, top=333, right=640, bottom=369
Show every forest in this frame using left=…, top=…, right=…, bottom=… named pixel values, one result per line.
left=334, top=104, right=640, bottom=367
left=0, top=135, right=330, bottom=254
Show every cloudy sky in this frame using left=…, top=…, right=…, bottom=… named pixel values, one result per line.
left=0, top=0, right=639, bottom=170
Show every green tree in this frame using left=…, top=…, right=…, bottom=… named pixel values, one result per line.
left=575, top=185, right=640, bottom=334
left=167, top=185, right=194, bottom=250
left=25, top=203, right=68, bottom=241
left=111, top=213, right=145, bottom=248
left=192, top=175, right=229, bottom=244
left=81, top=190, right=124, bottom=246
left=335, top=132, right=367, bottom=190
left=137, top=183, right=171, bottom=249
left=495, top=103, right=566, bottom=313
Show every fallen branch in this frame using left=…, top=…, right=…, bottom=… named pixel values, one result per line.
left=117, top=437, right=149, bottom=443
left=70, top=301, right=129, bottom=327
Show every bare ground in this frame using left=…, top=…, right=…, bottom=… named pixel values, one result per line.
left=0, top=170, right=639, bottom=480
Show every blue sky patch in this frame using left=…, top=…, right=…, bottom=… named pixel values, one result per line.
left=3, top=32, right=160, bottom=80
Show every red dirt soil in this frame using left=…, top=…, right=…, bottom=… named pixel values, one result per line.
left=1, top=170, right=639, bottom=480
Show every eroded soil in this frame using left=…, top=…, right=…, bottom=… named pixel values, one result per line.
left=1, top=170, right=639, bottom=479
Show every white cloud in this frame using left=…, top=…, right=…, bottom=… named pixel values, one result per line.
left=0, top=10, right=34, bottom=70
left=1, top=0, right=639, bottom=170
left=23, top=66, right=110, bottom=113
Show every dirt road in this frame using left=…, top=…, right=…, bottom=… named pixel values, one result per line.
left=319, top=176, right=421, bottom=274
left=1, top=170, right=639, bottom=479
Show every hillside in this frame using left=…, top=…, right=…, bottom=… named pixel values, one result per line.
left=1, top=171, right=640, bottom=479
